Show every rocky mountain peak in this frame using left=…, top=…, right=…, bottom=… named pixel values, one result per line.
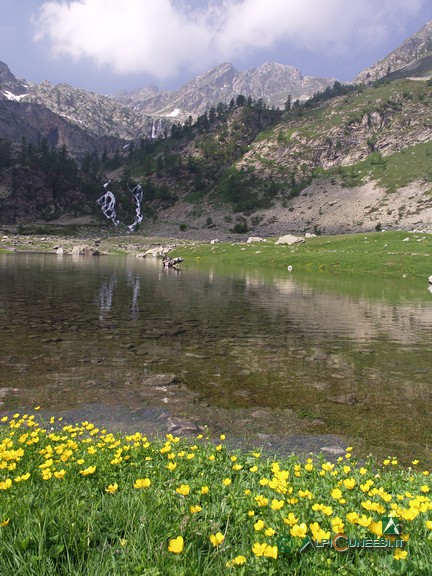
left=355, top=20, right=432, bottom=83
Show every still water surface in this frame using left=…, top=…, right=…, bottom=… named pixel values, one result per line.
left=0, top=253, right=431, bottom=465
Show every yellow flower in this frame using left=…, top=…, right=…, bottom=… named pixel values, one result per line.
left=166, top=462, right=177, bottom=471
left=34, top=406, right=41, bottom=411
left=250, top=465, right=258, bottom=472
left=331, top=517, right=345, bottom=533
left=1, top=518, right=10, bottom=527
left=254, top=495, right=269, bottom=507
left=290, top=523, right=308, bottom=539
left=248, top=510, right=255, bottom=517
left=244, top=489, right=251, bottom=495
left=252, top=542, right=267, bottom=556
left=420, top=485, right=430, bottom=493
left=265, top=527, right=275, bottom=537
left=254, top=520, right=265, bottom=531
left=168, top=536, right=184, bottom=554
left=222, top=478, right=232, bottom=487
left=425, top=520, right=432, bottom=530
left=343, top=478, right=356, bottom=490
left=176, top=484, right=190, bottom=496
left=263, top=545, right=278, bottom=559
left=359, top=467, right=367, bottom=475
left=270, top=499, right=284, bottom=511
left=232, top=464, right=243, bottom=471
left=283, top=512, right=299, bottom=526
left=220, top=434, right=226, bottom=440
left=346, top=512, right=359, bottom=525
left=226, top=555, right=247, bottom=567
left=105, top=483, right=118, bottom=494
left=208, top=455, right=215, bottom=461
left=357, top=515, right=372, bottom=528
left=79, top=466, right=96, bottom=476
left=322, top=462, right=335, bottom=471
left=54, top=470, right=66, bottom=479
left=331, top=487, right=343, bottom=500
left=394, top=549, right=408, bottom=561
left=134, top=478, right=151, bottom=489
left=190, top=505, right=202, bottom=514
left=201, top=486, right=209, bottom=494
left=310, top=522, right=330, bottom=542
left=304, top=463, right=314, bottom=472
left=210, top=532, right=224, bottom=546
left=369, top=521, right=383, bottom=537
left=411, top=460, right=419, bottom=465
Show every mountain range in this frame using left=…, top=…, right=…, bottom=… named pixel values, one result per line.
left=1, top=20, right=432, bottom=234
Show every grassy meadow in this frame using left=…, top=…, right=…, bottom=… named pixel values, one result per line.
left=0, top=412, right=431, bottom=575
left=170, top=230, right=432, bottom=279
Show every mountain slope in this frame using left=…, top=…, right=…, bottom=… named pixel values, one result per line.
left=355, top=20, right=432, bottom=83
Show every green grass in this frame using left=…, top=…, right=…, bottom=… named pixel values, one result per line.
left=322, top=142, right=432, bottom=192
left=0, top=412, right=431, bottom=575
left=171, top=231, right=432, bottom=279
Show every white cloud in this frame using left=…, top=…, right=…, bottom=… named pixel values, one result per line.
left=33, top=0, right=426, bottom=79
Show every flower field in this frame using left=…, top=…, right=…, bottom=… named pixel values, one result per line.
left=0, top=412, right=431, bottom=575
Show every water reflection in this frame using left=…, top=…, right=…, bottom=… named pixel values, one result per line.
left=0, top=253, right=431, bottom=465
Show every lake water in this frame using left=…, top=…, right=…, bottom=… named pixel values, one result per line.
left=1, top=252, right=431, bottom=465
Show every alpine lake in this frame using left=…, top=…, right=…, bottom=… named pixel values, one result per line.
left=1, top=251, right=431, bottom=467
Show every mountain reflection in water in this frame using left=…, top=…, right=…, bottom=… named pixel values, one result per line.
left=0, top=252, right=431, bottom=465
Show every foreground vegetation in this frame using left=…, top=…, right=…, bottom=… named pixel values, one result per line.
left=0, top=412, right=431, bottom=575
left=171, top=230, right=432, bottom=279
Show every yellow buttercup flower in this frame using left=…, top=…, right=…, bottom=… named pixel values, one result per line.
left=105, top=483, right=118, bottom=494
left=394, top=549, right=408, bottom=561
left=176, top=484, right=190, bottom=496
left=254, top=520, right=265, bottom=531
left=201, top=486, right=209, bottom=494
left=265, top=527, right=276, bottom=536
left=190, top=505, right=202, bottom=514
left=331, top=487, right=343, bottom=500
left=290, top=523, right=308, bottom=539
left=310, top=522, right=330, bottom=542
left=166, top=462, right=177, bottom=471
left=331, top=517, right=344, bottom=533
left=134, top=478, right=151, bottom=489
left=168, top=536, right=184, bottom=554
left=252, top=542, right=267, bottom=556
left=343, top=478, right=356, bottom=490
left=250, top=465, right=258, bottom=472
left=283, top=512, right=299, bottom=526
left=209, top=532, right=224, bottom=546
left=263, top=545, right=278, bottom=559
left=222, top=478, right=232, bottom=487
left=79, top=466, right=96, bottom=476
left=226, top=555, right=246, bottom=567
left=270, top=499, right=284, bottom=511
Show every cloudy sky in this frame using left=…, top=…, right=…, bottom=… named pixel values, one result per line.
left=1, top=0, right=431, bottom=95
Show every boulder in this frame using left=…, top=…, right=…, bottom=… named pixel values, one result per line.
left=275, top=235, right=305, bottom=245
left=142, top=247, right=167, bottom=258
left=167, top=417, right=204, bottom=435
left=247, top=236, right=264, bottom=243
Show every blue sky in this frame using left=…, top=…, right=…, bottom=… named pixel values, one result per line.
left=1, top=0, right=432, bottom=95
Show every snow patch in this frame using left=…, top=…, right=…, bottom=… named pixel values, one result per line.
left=166, top=108, right=180, bottom=117
left=3, top=90, right=28, bottom=102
